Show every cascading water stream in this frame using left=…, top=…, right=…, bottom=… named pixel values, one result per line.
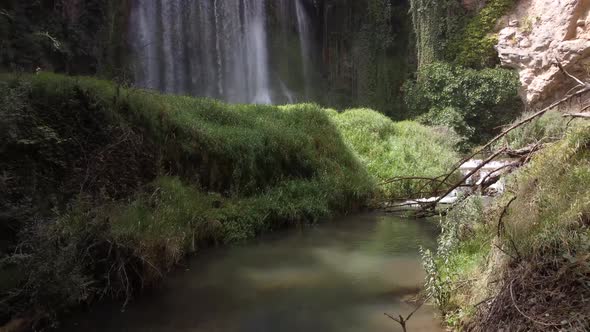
left=295, top=0, right=313, bottom=100
left=129, top=0, right=276, bottom=104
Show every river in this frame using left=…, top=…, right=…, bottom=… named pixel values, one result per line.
left=60, top=213, right=442, bottom=332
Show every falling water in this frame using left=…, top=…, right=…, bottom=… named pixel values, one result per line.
left=295, top=0, right=313, bottom=99
left=129, top=0, right=274, bottom=104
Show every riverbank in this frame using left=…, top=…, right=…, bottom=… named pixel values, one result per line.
left=0, top=73, right=458, bottom=328
left=423, top=120, right=590, bottom=330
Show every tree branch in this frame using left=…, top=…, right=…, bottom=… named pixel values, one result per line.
left=563, top=112, right=590, bottom=119
left=430, top=148, right=506, bottom=207
left=555, top=58, right=589, bottom=88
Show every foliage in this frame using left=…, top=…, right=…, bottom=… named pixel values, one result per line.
left=421, top=196, right=487, bottom=312
left=0, top=202, right=106, bottom=324
left=0, top=0, right=128, bottom=76
left=0, top=73, right=378, bottom=324
left=409, top=0, right=515, bottom=69
left=329, top=108, right=459, bottom=199
left=308, top=0, right=413, bottom=119
left=404, top=62, right=522, bottom=145
left=447, top=0, right=515, bottom=68
left=409, top=0, right=465, bottom=68
left=503, top=126, right=590, bottom=259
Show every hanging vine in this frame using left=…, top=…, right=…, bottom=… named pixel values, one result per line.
left=409, top=0, right=464, bottom=68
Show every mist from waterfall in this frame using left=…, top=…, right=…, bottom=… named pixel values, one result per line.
left=129, top=0, right=315, bottom=105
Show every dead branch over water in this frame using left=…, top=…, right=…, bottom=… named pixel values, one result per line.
left=380, top=60, right=590, bottom=216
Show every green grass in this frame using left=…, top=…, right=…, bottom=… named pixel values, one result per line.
left=495, top=110, right=584, bottom=149
left=329, top=108, right=459, bottom=199
left=18, top=73, right=373, bottom=196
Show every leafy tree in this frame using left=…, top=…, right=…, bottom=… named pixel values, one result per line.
left=404, top=62, right=522, bottom=144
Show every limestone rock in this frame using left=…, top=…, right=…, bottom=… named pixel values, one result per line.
left=497, top=0, right=590, bottom=107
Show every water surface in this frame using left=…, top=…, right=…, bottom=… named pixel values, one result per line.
left=62, top=213, right=442, bottom=332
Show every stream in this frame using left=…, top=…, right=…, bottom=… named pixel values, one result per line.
left=60, top=214, right=442, bottom=332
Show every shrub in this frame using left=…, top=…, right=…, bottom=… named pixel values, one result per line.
left=405, top=62, right=522, bottom=145
left=422, top=196, right=488, bottom=312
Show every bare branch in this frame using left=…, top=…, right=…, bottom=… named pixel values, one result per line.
left=563, top=112, right=590, bottom=119
left=0, top=9, right=13, bottom=20
left=430, top=148, right=506, bottom=207
left=555, top=58, right=588, bottom=88
left=430, top=83, right=590, bottom=202
left=34, top=31, right=62, bottom=51
left=510, top=279, right=564, bottom=327
left=497, top=196, right=517, bottom=236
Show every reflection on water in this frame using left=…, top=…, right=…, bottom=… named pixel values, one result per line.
left=61, top=213, right=442, bottom=332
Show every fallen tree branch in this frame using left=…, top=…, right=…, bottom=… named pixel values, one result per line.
left=480, top=163, right=518, bottom=193
left=555, top=58, right=589, bottom=88
left=429, top=148, right=507, bottom=208
left=428, top=85, right=590, bottom=206
left=563, top=112, right=590, bottom=119
left=379, top=176, right=453, bottom=187
left=504, top=143, right=544, bottom=159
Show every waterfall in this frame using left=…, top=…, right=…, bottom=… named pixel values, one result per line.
left=129, top=0, right=318, bottom=104
left=129, top=0, right=273, bottom=104
left=295, top=0, right=313, bottom=99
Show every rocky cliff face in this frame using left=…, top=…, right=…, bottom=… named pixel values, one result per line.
left=497, top=0, right=590, bottom=107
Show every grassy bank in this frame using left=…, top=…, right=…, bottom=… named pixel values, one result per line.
left=0, top=73, right=457, bottom=325
left=423, top=121, right=590, bottom=330
left=328, top=108, right=459, bottom=200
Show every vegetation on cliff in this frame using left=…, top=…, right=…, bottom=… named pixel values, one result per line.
left=409, top=0, right=516, bottom=69
left=0, top=0, right=129, bottom=76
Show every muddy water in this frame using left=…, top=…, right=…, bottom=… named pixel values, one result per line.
left=61, top=214, right=442, bottom=332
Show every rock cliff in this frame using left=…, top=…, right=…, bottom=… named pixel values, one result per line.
left=497, top=0, right=590, bottom=107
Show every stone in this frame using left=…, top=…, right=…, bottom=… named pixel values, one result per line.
left=497, top=0, right=590, bottom=107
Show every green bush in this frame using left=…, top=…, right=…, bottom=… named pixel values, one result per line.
left=421, top=196, right=488, bottom=312
left=404, top=62, right=522, bottom=145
